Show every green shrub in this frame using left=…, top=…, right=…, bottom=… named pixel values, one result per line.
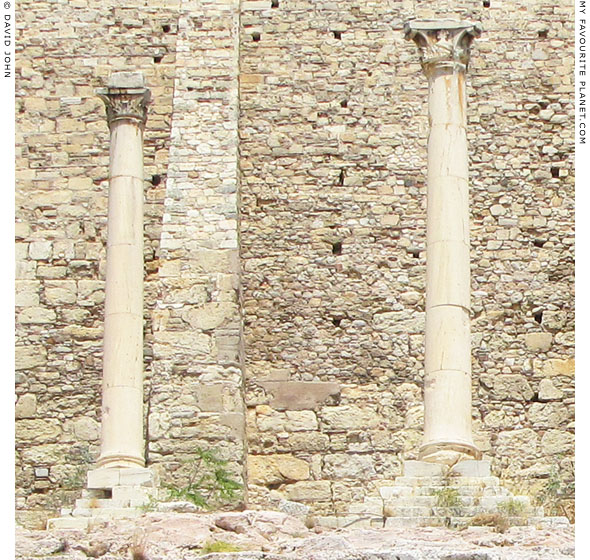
left=200, top=541, right=241, bottom=554
left=165, top=447, right=242, bottom=510
left=536, top=464, right=575, bottom=522
left=433, top=487, right=462, bottom=508
left=498, top=498, right=526, bottom=516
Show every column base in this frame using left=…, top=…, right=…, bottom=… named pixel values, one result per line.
left=403, top=459, right=490, bottom=477
left=87, top=466, right=158, bottom=490
left=419, top=439, right=481, bottom=466
left=96, top=452, right=145, bottom=470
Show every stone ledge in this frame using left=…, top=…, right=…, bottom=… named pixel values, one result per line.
left=87, top=467, right=158, bottom=489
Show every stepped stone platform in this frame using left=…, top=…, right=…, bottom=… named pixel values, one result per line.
left=46, top=462, right=570, bottom=532
left=47, top=467, right=159, bottom=530
left=317, top=461, right=570, bottom=530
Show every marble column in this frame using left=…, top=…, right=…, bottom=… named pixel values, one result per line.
left=95, top=72, right=151, bottom=469
left=405, top=21, right=482, bottom=465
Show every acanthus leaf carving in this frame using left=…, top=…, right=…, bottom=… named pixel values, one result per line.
left=404, top=21, right=482, bottom=75
left=97, top=88, right=151, bottom=128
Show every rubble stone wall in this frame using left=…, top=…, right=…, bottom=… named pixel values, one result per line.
left=239, top=0, right=574, bottom=515
left=15, top=0, right=574, bottom=527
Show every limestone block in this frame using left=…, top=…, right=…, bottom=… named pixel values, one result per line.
left=286, top=432, right=330, bottom=452
left=284, top=410, right=318, bottom=431
left=15, top=281, right=40, bottom=307
left=278, top=499, right=310, bottom=518
left=260, top=381, right=340, bottom=411
left=379, top=486, right=413, bottom=500
left=525, top=333, right=553, bottom=352
left=153, top=331, right=211, bottom=356
left=16, top=419, right=61, bottom=443
left=194, top=383, right=241, bottom=413
left=404, top=405, right=424, bottom=428
left=192, top=248, right=240, bottom=274
left=256, top=407, right=286, bottom=432
left=527, top=403, right=568, bottom=428
left=540, top=430, right=574, bottom=455
left=15, top=394, right=37, bottom=418
left=15, top=222, right=30, bottom=238
left=28, top=241, right=52, bottom=260
left=450, top=460, right=491, bottom=477
left=542, top=358, right=575, bottom=377
left=542, top=310, right=568, bottom=330
left=320, top=405, right=380, bottom=431
left=483, top=410, right=512, bottom=429
left=21, top=444, right=67, bottom=464
left=147, top=411, right=171, bottom=440
left=214, top=334, right=241, bottom=364
left=373, top=311, right=425, bottom=334
left=45, top=280, right=77, bottom=304
left=53, top=240, right=75, bottom=259
left=17, top=307, right=56, bottom=324
left=77, top=280, right=105, bottom=305
left=108, top=71, right=145, bottom=88
left=349, top=497, right=383, bottom=516
left=496, top=428, right=538, bottom=457
left=15, top=345, right=47, bottom=370
left=323, top=453, right=376, bottom=478
left=538, top=379, right=563, bottom=401
left=403, top=461, right=444, bottom=477
left=87, top=467, right=157, bottom=489
left=182, top=302, right=238, bottom=330
left=285, top=480, right=332, bottom=502
left=46, top=517, right=89, bottom=530
left=64, top=417, right=100, bottom=441
left=488, top=374, right=534, bottom=401
left=248, top=454, right=310, bottom=484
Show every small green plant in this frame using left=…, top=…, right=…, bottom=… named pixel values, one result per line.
left=536, top=464, right=575, bottom=522
left=165, top=447, right=242, bottom=510
left=433, top=487, right=462, bottom=508
left=200, top=541, right=241, bottom=554
left=470, top=512, right=510, bottom=533
left=498, top=498, right=527, bottom=517
left=139, top=495, right=159, bottom=513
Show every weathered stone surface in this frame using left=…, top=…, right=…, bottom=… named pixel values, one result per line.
left=540, top=430, right=574, bottom=455
left=284, top=411, right=319, bottom=432
left=487, top=374, right=534, bottom=401
left=182, top=302, right=238, bottom=331
left=17, top=307, right=56, bottom=324
left=525, top=333, right=553, bottom=352
left=260, top=382, right=341, bottom=411
left=323, top=454, right=376, bottom=478
left=537, top=379, right=563, bottom=401
left=541, top=358, right=575, bottom=377
left=15, top=345, right=47, bottom=370
left=320, top=405, right=380, bottom=431
left=15, top=394, right=37, bottom=419
left=496, top=429, right=538, bottom=457
left=285, top=481, right=332, bottom=502
left=16, top=513, right=574, bottom=559
left=527, top=403, right=568, bottom=428
left=63, top=417, right=100, bottom=441
left=248, top=454, right=310, bottom=485
left=16, top=419, right=62, bottom=443
left=14, top=0, right=575, bottom=521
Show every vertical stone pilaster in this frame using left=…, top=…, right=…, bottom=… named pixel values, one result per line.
left=95, top=72, right=151, bottom=470
left=405, top=21, right=482, bottom=465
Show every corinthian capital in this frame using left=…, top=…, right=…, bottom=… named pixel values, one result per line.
left=404, top=20, right=481, bottom=76
left=97, top=72, right=151, bottom=129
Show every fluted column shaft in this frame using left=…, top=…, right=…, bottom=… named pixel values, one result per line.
left=405, top=21, right=481, bottom=464
left=96, top=73, right=151, bottom=469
